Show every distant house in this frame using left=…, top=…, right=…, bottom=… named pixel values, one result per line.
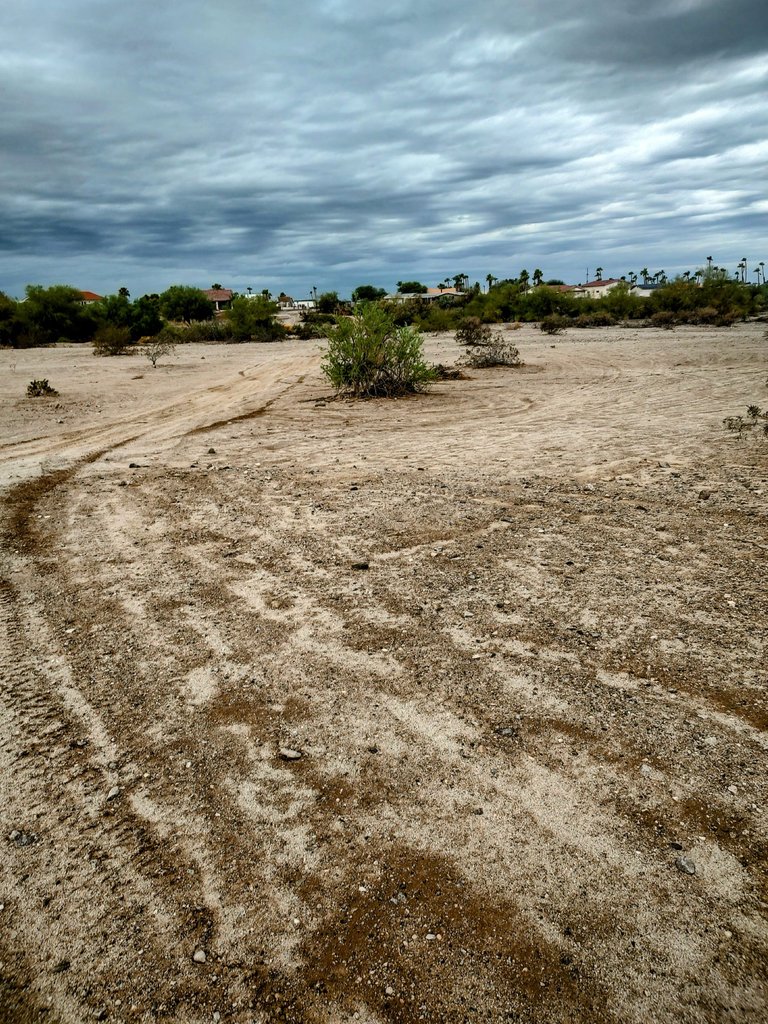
left=630, top=283, right=663, bottom=299
left=277, top=293, right=295, bottom=308
left=202, top=288, right=233, bottom=311
left=294, top=298, right=317, bottom=310
left=79, top=290, right=103, bottom=304
left=387, top=287, right=465, bottom=303
left=571, top=278, right=623, bottom=299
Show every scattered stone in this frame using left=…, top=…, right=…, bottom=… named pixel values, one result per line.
left=9, top=829, right=38, bottom=847
left=385, top=986, right=395, bottom=996
left=351, top=561, right=369, bottom=570
left=118, top=481, right=127, bottom=487
left=698, top=490, right=712, bottom=500
left=494, top=726, right=517, bottom=738
left=640, top=763, right=653, bottom=775
left=52, top=959, right=71, bottom=973
left=193, top=949, right=207, bottom=964
left=727, top=785, right=738, bottom=795
left=207, top=448, right=216, bottom=455
left=669, top=841, right=683, bottom=850
left=106, top=786, right=120, bottom=801
left=279, top=748, right=303, bottom=762
left=367, top=745, right=379, bottom=754
left=128, top=463, right=139, bottom=469
left=472, top=807, right=484, bottom=816
left=723, top=930, right=733, bottom=940
left=426, top=933, right=436, bottom=940
left=675, top=857, right=696, bottom=875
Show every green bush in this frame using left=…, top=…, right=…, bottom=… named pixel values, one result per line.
left=540, top=315, right=569, bottom=335
left=321, top=303, right=436, bottom=398
left=92, top=324, right=133, bottom=356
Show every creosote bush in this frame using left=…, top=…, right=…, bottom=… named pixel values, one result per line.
left=27, top=378, right=58, bottom=397
left=141, top=328, right=179, bottom=368
left=723, top=405, right=768, bottom=439
left=321, top=303, right=436, bottom=398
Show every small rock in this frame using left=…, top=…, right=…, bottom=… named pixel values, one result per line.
left=426, top=933, right=436, bottom=940
left=494, top=726, right=517, bottom=738
left=118, top=481, right=127, bottom=487
left=213, top=1013, right=221, bottom=1022
left=640, top=763, right=653, bottom=775
left=472, top=807, right=484, bottom=816
left=698, top=490, right=711, bottom=500
left=727, top=785, right=738, bottom=795
left=106, top=786, right=120, bottom=801
left=675, top=857, right=696, bottom=875
left=385, top=986, right=394, bottom=996
left=351, top=561, right=369, bottom=570
left=52, top=959, right=71, bottom=973
left=279, top=748, right=303, bottom=762
left=207, top=448, right=216, bottom=455
left=193, top=949, right=207, bottom=964
left=367, top=745, right=379, bottom=754
left=128, top=462, right=139, bottom=469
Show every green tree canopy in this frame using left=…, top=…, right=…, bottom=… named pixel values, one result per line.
left=159, top=285, right=215, bottom=324
left=18, top=285, right=97, bottom=345
left=396, top=281, right=427, bottom=294
left=316, top=291, right=341, bottom=314
left=225, top=295, right=282, bottom=341
left=352, top=285, right=387, bottom=302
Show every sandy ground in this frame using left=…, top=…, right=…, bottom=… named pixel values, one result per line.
left=0, top=324, right=766, bottom=1024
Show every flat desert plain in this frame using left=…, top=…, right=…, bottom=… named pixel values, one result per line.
left=0, top=324, right=766, bottom=1024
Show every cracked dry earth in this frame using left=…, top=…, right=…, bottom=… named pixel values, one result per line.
left=0, top=325, right=766, bottom=1024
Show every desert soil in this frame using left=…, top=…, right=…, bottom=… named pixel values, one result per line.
left=0, top=324, right=766, bottom=1024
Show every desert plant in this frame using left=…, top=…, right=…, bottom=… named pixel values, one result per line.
left=724, top=406, right=768, bottom=439
left=27, top=378, right=58, bottom=397
left=92, top=324, right=132, bottom=356
left=539, top=315, right=569, bottom=335
left=455, top=317, right=492, bottom=347
left=321, top=303, right=436, bottom=398
left=141, top=330, right=178, bottom=368
left=460, top=333, right=523, bottom=368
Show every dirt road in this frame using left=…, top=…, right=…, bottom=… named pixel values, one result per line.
left=1, top=326, right=766, bottom=1023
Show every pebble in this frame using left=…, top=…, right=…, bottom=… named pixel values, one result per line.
left=213, top=1013, right=221, bottom=1022
left=675, top=857, right=696, bottom=875
left=727, top=785, right=738, bottom=795
left=106, top=786, right=120, bottom=801
left=385, top=986, right=394, bottom=996
left=207, top=448, right=216, bottom=455
left=351, top=561, right=369, bottom=570
left=193, top=949, right=207, bottom=963
left=279, top=748, right=303, bottom=761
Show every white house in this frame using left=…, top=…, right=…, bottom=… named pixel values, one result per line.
left=571, top=278, right=623, bottom=299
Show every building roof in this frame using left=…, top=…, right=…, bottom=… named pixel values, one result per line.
left=581, top=278, right=622, bottom=289
left=202, top=288, right=233, bottom=301
left=79, top=290, right=103, bottom=302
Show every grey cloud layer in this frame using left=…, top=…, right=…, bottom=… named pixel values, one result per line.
left=1, top=0, right=765, bottom=295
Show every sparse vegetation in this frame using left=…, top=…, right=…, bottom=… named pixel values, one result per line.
left=92, top=324, right=133, bottom=356
left=539, top=315, right=569, bottom=335
left=27, top=378, right=58, bottom=397
left=460, top=332, right=523, bottom=368
left=455, top=317, right=492, bottom=347
left=723, top=405, right=768, bottom=439
left=321, top=302, right=436, bottom=398
left=141, top=331, right=178, bottom=368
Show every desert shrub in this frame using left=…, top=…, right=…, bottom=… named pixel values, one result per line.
left=92, top=324, right=133, bottom=356
left=455, top=317, right=492, bottom=347
left=184, top=318, right=234, bottom=342
left=573, top=312, right=617, bottom=328
left=723, top=405, right=768, bottom=439
left=27, top=378, right=58, bottom=397
left=461, top=333, right=523, bottom=368
left=650, top=310, right=677, bottom=330
left=321, top=302, right=436, bottom=398
left=141, top=327, right=179, bottom=367
left=540, top=315, right=569, bottom=335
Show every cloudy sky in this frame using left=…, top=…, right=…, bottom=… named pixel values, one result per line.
left=1, top=0, right=766, bottom=299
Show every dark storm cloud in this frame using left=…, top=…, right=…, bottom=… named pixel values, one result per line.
left=0, top=0, right=765, bottom=296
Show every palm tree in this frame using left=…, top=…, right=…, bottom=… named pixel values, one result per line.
left=760, top=262, right=765, bottom=285
left=211, top=283, right=222, bottom=290
left=754, top=267, right=761, bottom=284
left=595, top=267, right=603, bottom=281
left=628, top=271, right=636, bottom=285
left=682, top=271, right=690, bottom=282
left=532, top=268, right=543, bottom=287
left=246, top=286, right=253, bottom=294
left=740, top=258, right=748, bottom=282
left=659, top=270, right=667, bottom=284
left=706, top=255, right=713, bottom=271
left=518, top=269, right=530, bottom=293
left=486, top=273, right=497, bottom=293
left=640, top=267, right=650, bottom=285
left=118, top=286, right=130, bottom=298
